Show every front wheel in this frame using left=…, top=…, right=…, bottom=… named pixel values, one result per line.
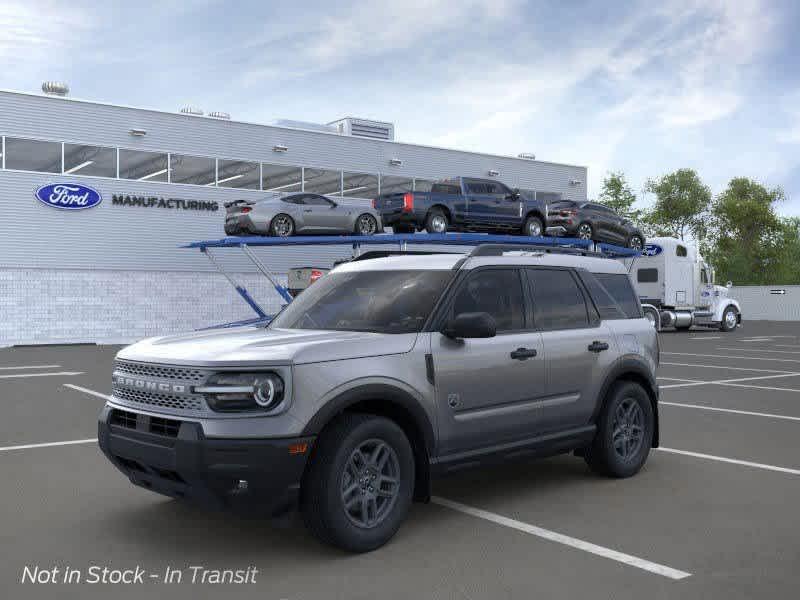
left=585, top=381, right=653, bottom=478
left=355, top=214, right=379, bottom=235
left=522, top=215, right=544, bottom=237
left=720, top=306, right=739, bottom=332
left=576, top=222, right=593, bottom=240
left=301, top=414, right=415, bottom=553
left=628, top=234, right=644, bottom=250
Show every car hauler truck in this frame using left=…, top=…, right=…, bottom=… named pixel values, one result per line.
left=631, top=236, right=741, bottom=332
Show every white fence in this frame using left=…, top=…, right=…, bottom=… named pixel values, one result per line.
left=728, top=285, right=800, bottom=321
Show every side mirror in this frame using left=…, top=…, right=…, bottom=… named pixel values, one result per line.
left=442, top=312, right=496, bottom=339
left=508, top=188, right=521, bottom=200
left=329, top=201, right=338, bottom=208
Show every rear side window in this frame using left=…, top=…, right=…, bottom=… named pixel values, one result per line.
left=676, top=245, right=688, bottom=257
left=430, top=184, right=461, bottom=195
left=637, top=268, right=658, bottom=283
left=451, top=269, right=525, bottom=332
left=594, top=273, right=642, bottom=318
left=527, top=269, right=589, bottom=330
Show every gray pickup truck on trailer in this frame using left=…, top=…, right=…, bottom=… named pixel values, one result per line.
left=374, top=177, right=551, bottom=236
left=98, top=245, right=659, bottom=552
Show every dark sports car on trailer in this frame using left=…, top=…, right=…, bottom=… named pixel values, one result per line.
left=547, top=200, right=645, bottom=249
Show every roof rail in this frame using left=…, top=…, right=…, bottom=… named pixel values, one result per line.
left=468, top=243, right=602, bottom=258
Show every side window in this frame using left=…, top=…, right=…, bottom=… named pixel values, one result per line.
left=701, top=268, right=708, bottom=284
left=594, top=273, right=642, bottom=318
left=637, top=268, right=658, bottom=283
left=305, top=195, right=332, bottom=206
left=527, top=269, right=590, bottom=330
left=676, top=245, right=688, bottom=257
left=284, top=195, right=305, bottom=205
left=483, top=182, right=498, bottom=194
left=466, top=182, right=487, bottom=194
left=451, top=269, right=525, bottom=332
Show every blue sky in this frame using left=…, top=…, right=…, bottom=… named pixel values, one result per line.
left=3, top=0, right=800, bottom=214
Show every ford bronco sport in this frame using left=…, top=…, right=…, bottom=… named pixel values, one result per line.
left=98, top=245, right=660, bottom=552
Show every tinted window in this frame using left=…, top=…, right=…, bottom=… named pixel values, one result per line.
left=527, top=269, right=589, bottom=330
left=430, top=183, right=461, bottom=194
left=119, top=149, right=168, bottom=181
left=64, top=143, right=117, bottom=177
left=5, top=137, right=62, bottom=173
left=637, top=268, right=658, bottom=283
left=218, top=159, right=259, bottom=189
left=282, top=195, right=305, bottom=205
left=595, top=273, right=642, bottom=318
left=579, top=273, right=625, bottom=320
left=676, top=245, right=688, bottom=257
left=270, top=270, right=453, bottom=334
left=451, top=269, right=524, bottom=332
left=170, top=154, right=215, bottom=186
left=262, top=163, right=302, bottom=193
left=701, top=269, right=708, bottom=284
left=304, top=167, right=342, bottom=196
left=304, top=195, right=333, bottom=206
left=466, top=182, right=487, bottom=194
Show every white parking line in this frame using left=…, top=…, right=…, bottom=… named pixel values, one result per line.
left=657, top=377, right=699, bottom=383
left=431, top=496, right=691, bottom=580
left=660, top=401, right=800, bottom=422
left=774, top=344, right=800, bottom=349
left=689, top=336, right=721, bottom=340
left=0, top=439, right=96, bottom=453
left=662, top=352, right=800, bottom=364
left=660, top=362, right=795, bottom=374
left=63, top=384, right=111, bottom=400
left=0, top=364, right=61, bottom=370
left=717, top=382, right=800, bottom=393
left=717, top=347, right=800, bottom=355
left=660, top=372, right=800, bottom=389
left=0, top=371, right=84, bottom=379
left=656, top=448, right=800, bottom=476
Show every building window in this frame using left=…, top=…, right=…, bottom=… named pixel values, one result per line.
left=217, top=159, right=260, bottom=189
left=304, top=167, right=342, bottom=195
left=380, top=176, right=413, bottom=195
left=262, top=163, right=302, bottom=192
left=63, top=143, right=117, bottom=177
left=4, top=137, right=61, bottom=173
left=170, top=154, right=216, bottom=186
left=119, top=149, right=168, bottom=182
left=342, top=171, right=379, bottom=198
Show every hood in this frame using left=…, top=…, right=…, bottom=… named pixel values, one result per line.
left=116, top=326, right=417, bottom=367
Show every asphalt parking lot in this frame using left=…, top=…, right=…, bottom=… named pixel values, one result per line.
left=2, top=322, right=800, bottom=599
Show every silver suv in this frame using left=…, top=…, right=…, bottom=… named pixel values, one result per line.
left=98, top=246, right=660, bottom=552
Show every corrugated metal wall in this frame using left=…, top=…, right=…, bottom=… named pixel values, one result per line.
left=728, top=286, right=800, bottom=321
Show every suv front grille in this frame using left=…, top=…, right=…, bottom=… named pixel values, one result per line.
left=115, top=360, right=206, bottom=382
left=112, top=386, right=205, bottom=413
left=110, top=409, right=137, bottom=430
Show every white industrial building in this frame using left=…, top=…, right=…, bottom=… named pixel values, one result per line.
left=0, top=84, right=588, bottom=346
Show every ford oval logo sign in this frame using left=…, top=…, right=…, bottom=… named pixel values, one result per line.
left=642, top=244, right=662, bottom=257
left=35, top=183, right=103, bottom=210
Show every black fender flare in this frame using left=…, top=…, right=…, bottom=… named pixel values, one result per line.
left=301, top=383, right=436, bottom=455
left=592, top=356, right=660, bottom=447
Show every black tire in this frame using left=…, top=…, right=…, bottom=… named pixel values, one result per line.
left=300, top=414, right=415, bottom=553
left=584, top=381, right=654, bottom=478
left=392, top=224, right=415, bottom=234
left=522, top=215, right=544, bottom=237
left=576, top=222, right=593, bottom=240
left=720, top=306, right=739, bottom=332
left=627, top=234, right=644, bottom=250
left=354, top=213, right=379, bottom=236
left=270, top=214, right=295, bottom=237
left=424, top=209, right=449, bottom=234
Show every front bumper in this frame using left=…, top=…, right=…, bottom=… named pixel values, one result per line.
left=98, top=404, right=314, bottom=514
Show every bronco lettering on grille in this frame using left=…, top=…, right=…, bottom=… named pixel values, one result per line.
left=114, top=375, right=186, bottom=394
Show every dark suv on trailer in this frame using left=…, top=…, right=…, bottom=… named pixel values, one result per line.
left=98, top=246, right=659, bottom=553
left=548, top=201, right=645, bottom=249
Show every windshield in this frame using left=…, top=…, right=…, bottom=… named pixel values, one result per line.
left=269, top=270, right=454, bottom=333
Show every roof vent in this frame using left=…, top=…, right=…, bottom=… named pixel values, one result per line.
left=42, top=81, right=69, bottom=96
left=271, top=119, right=337, bottom=134
left=518, top=152, right=536, bottom=160
left=180, top=106, right=204, bottom=116
left=208, top=111, right=231, bottom=120
left=328, top=117, right=395, bottom=141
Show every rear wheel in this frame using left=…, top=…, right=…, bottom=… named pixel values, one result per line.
left=576, top=222, right=593, bottom=240
left=270, top=214, right=295, bottom=237
left=720, top=306, right=738, bottom=332
left=424, top=209, right=449, bottom=234
left=522, top=215, right=544, bottom=237
left=585, top=381, right=653, bottom=478
left=355, top=214, right=378, bottom=235
left=301, top=414, right=415, bottom=553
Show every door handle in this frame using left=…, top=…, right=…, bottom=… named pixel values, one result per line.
left=588, top=341, right=609, bottom=352
left=510, top=347, right=537, bottom=360
left=303, top=209, right=313, bottom=213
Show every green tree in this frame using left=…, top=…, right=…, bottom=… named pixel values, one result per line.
left=642, top=169, right=711, bottom=240
left=598, top=171, right=639, bottom=220
left=706, top=178, right=787, bottom=285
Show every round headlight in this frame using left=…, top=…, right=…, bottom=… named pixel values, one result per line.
left=254, top=375, right=284, bottom=409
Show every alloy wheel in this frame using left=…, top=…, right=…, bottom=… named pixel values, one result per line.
left=431, top=215, right=447, bottom=233
left=725, top=309, right=737, bottom=329
left=357, top=215, right=377, bottom=235
left=629, top=236, right=643, bottom=250
left=612, top=398, right=645, bottom=461
left=340, top=439, right=401, bottom=529
left=272, top=215, right=293, bottom=237
left=577, top=224, right=593, bottom=240
left=527, top=219, right=543, bottom=237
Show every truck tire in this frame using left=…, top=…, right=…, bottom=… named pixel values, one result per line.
left=424, top=209, right=449, bottom=234
left=720, top=306, right=739, bottom=332
left=522, top=215, right=544, bottom=237
left=270, top=214, right=295, bottom=237
left=584, top=381, right=654, bottom=478
left=300, top=413, right=415, bottom=553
